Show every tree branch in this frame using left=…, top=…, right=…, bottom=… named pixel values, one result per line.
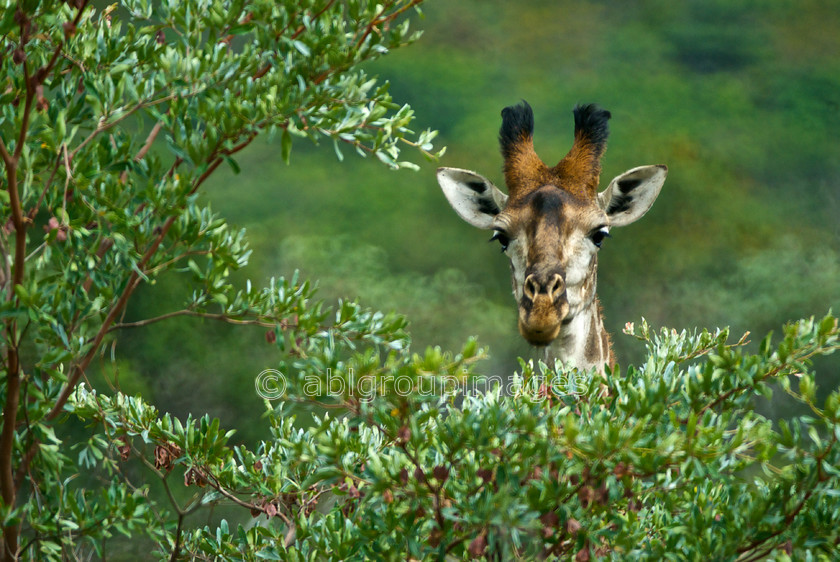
left=47, top=119, right=269, bottom=420
left=69, top=96, right=172, bottom=162
left=108, top=309, right=277, bottom=332
left=735, top=488, right=815, bottom=557
left=45, top=211, right=178, bottom=421
left=137, top=121, right=164, bottom=161
left=0, top=23, right=35, bottom=557
left=0, top=136, right=13, bottom=170
left=120, top=120, right=165, bottom=184
left=27, top=150, right=63, bottom=221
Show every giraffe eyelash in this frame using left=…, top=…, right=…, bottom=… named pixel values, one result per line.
left=589, top=226, right=611, bottom=248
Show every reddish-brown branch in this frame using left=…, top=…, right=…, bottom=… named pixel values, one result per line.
left=70, top=95, right=174, bottom=161
left=13, top=68, right=34, bottom=165
left=12, top=439, right=39, bottom=490
left=735, top=489, right=813, bottom=557
left=221, top=131, right=258, bottom=157
left=27, top=152, right=63, bottom=220
left=119, top=120, right=164, bottom=184
left=0, top=347, right=21, bottom=560
left=137, top=121, right=164, bottom=161
left=353, top=0, right=422, bottom=50
left=47, top=123, right=258, bottom=420
left=290, top=0, right=337, bottom=40
left=45, top=211, right=178, bottom=421
left=192, top=158, right=223, bottom=195
left=201, top=469, right=295, bottom=528
left=0, top=18, right=36, bottom=556
left=80, top=239, right=114, bottom=295
left=0, top=137, right=12, bottom=169
left=252, top=64, right=271, bottom=80
left=38, top=38, right=67, bottom=88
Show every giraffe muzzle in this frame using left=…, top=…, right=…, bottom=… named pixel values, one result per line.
left=518, top=273, right=569, bottom=346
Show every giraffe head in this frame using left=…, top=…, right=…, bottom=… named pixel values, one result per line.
left=437, top=101, right=666, bottom=349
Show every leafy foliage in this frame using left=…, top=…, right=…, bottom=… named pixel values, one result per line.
left=2, top=0, right=839, bottom=560
left=0, top=0, right=438, bottom=558
left=72, top=313, right=840, bottom=560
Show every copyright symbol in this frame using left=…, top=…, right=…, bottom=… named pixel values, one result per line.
left=255, top=369, right=286, bottom=400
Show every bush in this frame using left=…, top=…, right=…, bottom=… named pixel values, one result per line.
left=73, top=313, right=840, bottom=559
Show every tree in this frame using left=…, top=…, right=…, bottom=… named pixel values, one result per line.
left=2, top=1, right=840, bottom=561
left=0, top=0, right=442, bottom=558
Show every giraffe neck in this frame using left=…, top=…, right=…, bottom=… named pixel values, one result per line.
left=544, top=296, right=613, bottom=374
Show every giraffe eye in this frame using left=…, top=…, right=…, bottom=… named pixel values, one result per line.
left=590, top=227, right=611, bottom=248
left=489, top=229, right=510, bottom=252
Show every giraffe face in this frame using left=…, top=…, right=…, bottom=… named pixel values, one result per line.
left=491, top=186, right=609, bottom=345
left=436, top=101, right=666, bottom=350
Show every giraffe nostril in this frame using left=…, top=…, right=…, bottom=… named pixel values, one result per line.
left=547, top=273, right=565, bottom=300
left=523, top=275, right=540, bottom=301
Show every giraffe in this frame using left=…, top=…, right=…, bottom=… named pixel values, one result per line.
left=436, top=101, right=666, bottom=373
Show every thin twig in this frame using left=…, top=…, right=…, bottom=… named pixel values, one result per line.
left=61, top=143, right=72, bottom=216
left=121, top=121, right=165, bottom=184
left=203, top=470, right=294, bottom=527
left=46, top=213, right=177, bottom=420
left=28, top=150, right=63, bottom=220
left=70, top=97, right=169, bottom=161
left=108, top=309, right=277, bottom=332
left=137, top=120, right=164, bottom=161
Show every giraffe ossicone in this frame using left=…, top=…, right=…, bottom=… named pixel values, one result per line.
left=436, top=101, right=667, bottom=373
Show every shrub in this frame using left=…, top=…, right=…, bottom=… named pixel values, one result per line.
left=73, top=313, right=840, bottom=559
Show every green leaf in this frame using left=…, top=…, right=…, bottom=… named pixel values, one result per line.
left=292, top=40, right=310, bottom=57
left=224, top=155, right=241, bottom=174
left=301, top=466, right=344, bottom=488
left=56, top=110, right=66, bottom=140
left=256, top=549, right=283, bottom=560
left=333, top=139, right=344, bottom=162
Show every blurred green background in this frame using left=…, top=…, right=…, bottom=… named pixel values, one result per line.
left=110, top=0, right=839, bottom=444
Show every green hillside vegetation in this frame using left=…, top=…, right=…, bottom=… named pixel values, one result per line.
left=115, top=0, right=840, bottom=442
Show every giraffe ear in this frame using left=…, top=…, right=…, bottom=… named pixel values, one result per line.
left=598, top=165, right=667, bottom=227
left=436, top=167, right=509, bottom=229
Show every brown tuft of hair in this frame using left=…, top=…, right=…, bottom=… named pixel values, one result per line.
left=553, top=104, right=611, bottom=197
